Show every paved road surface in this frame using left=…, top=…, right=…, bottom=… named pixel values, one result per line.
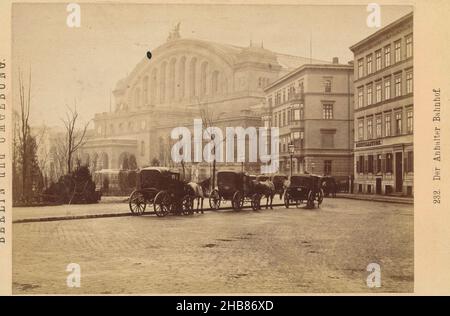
left=13, top=198, right=413, bottom=294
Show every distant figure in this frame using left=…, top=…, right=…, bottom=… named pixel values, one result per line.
left=322, top=178, right=337, bottom=198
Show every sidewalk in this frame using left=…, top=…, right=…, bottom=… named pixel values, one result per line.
left=336, top=193, right=413, bottom=204
left=12, top=199, right=245, bottom=223
left=13, top=201, right=131, bottom=223
left=13, top=194, right=412, bottom=223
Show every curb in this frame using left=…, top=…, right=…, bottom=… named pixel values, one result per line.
left=12, top=212, right=133, bottom=224
left=336, top=195, right=413, bottom=205
left=12, top=203, right=286, bottom=224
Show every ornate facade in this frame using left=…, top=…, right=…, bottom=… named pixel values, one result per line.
left=263, top=60, right=354, bottom=178
left=350, top=12, right=413, bottom=196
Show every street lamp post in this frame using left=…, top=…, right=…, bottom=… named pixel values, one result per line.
left=288, top=143, right=295, bottom=177
left=262, top=111, right=272, bottom=174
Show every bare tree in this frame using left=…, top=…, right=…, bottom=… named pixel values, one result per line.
left=35, top=125, right=49, bottom=187
left=51, top=134, right=68, bottom=180
left=61, top=103, right=90, bottom=174
left=12, top=111, right=21, bottom=201
left=198, top=98, right=228, bottom=189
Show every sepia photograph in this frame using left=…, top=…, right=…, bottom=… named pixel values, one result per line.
left=8, top=2, right=415, bottom=294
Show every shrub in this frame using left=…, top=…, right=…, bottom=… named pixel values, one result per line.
left=43, top=165, right=101, bottom=204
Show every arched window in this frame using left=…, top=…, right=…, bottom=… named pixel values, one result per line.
left=100, top=152, right=109, bottom=169
left=169, top=58, right=176, bottom=101
left=141, top=141, right=145, bottom=156
left=160, top=61, right=167, bottom=103
left=189, top=58, right=197, bottom=97
left=82, top=153, right=90, bottom=167
left=200, top=61, right=208, bottom=96
left=143, top=76, right=149, bottom=105
left=91, top=153, right=98, bottom=171
left=150, top=68, right=157, bottom=105
left=211, top=70, right=219, bottom=95
left=223, top=78, right=228, bottom=95
left=178, top=56, right=186, bottom=99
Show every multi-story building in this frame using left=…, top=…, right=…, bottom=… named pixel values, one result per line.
left=78, top=26, right=328, bottom=182
left=263, top=58, right=354, bottom=177
left=350, top=12, right=413, bottom=196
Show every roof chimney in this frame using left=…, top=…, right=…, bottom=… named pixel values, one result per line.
left=332, top=57, right=339, bottom=64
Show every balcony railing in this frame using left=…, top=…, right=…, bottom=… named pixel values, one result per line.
left=291, top=92, right=305, bottom=101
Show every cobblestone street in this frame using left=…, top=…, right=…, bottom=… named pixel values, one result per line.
left=12, top=198, right=413, bottom=294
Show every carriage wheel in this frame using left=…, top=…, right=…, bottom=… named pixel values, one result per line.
left=209, top=189, right=221, bottom=210
left=129, top=190, right=146, bottom=215
left=284, top=192, right=290, bottom=208
left=317, top=189, right=324, bottom=206
left=232, top=191, right=243, bottom=210
left=182, top=195, right=194, bottom=215
left=306, top=191, right=315, bottom=209
left=154, top=191, right=169, bottom=217
left=251, top=193, right=261, bottom=211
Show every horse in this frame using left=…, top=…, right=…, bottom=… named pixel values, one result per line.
left=187, top=177, right=211, bottom=213
left=252, top=180, right=276, bottom=209
left=272, top=175, right=287, bottom=200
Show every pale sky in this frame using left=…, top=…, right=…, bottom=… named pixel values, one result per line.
left=12, top=3, right=412, bottom=127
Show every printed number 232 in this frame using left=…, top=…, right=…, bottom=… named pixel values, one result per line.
left=433, top=190, right=440, bottom=204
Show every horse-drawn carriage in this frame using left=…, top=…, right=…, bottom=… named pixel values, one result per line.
left=209, top=171, right=262, bottom=211
left=128, top=167, right=194, bottom=217
left=283, top=174, right=324, bottom=209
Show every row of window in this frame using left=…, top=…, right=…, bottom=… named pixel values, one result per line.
left=356, top=151, right=413, bottom=174
left=356, top=70, right=413, bottom=109
left=279, top=130, right=336, bottom=152
left=272, top=104, right=303, bottom=127
left=97, top=120, right=148, bottom=135
left=279, top=133, right=304, bottom=153
left=269, top=78, right=334, bottom=107
left=280, top=159, right=333, bottom=175
left=357, top=33, right=412, bottom=79
left=269, top=82, right=304, bottom=107
left=357, top=107, right=413, bottom=140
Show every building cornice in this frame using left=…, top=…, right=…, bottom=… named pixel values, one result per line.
left=349, top=12, right=413, bottom=53
left=264, top=64, right=353, bottom=92
left=83, top=138, right=138, bottom=149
